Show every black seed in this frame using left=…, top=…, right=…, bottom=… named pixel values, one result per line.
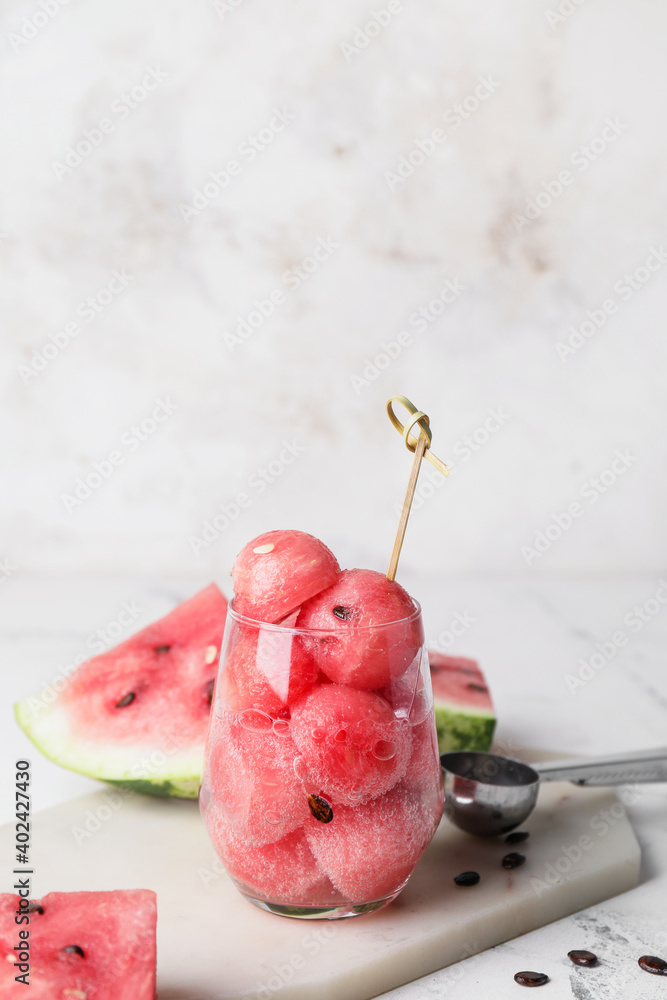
left=115, top=692, right=135, bottom=708
left=454, top=871, right=480, bottom=886
left=467, top=682, right=488, bottom=693
left=568, top=950, right=598, bottom=967
left=514, top=971, right=549, bottom=987
left=505, top=831, right=530, bottom=845
left=332, top=606, right=350, bottom=621
left=62, top=945, right=85, bottom=958
left=308, top=794, right=333, bottom=823
left=638, top=955, right=667, bottom=975
left=26, top=903, right=44, bottom=914
left=502, top=852, right=526, bottom=869
left=154, top=644, right=171, bottom=654
left=205, top=679, right=215, bottom=705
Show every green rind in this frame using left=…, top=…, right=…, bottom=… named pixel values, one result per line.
left=104, top=777, right=199, bottom=798
left=14, top=700, right=202, bottom=800
left=434, top=704, right=496, bottom=755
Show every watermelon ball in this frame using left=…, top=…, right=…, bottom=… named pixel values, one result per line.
left=295, top=569, right=423, bottom=690
left=402, top=717, right=444, bottom=804
left=202, top=713, right=309, bottom=846
left=290, top=684, right=411, bottom=806
left=221, top=628, right=317, bottom=717
left=211, top=825, right=340, bottom=906
left=232, top=530, right=341, bottom=623
left=305, top=786, right=438, bottom=902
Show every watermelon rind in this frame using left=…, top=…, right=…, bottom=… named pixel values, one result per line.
left=429, top=650, right=497, bottom=755
left=14, top=699, right=204, bottom=797
left=434, top=704, right=496, bottom=755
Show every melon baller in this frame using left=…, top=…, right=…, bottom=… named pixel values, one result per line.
left=440, top=746, right=667, bottom=837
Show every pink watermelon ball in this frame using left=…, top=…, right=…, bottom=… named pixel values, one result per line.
left=232, top=530, right=341, bottom=623
left=211, top=825, right=339, bottom=906
left=295, top=569, right=423, bottom=690
left=202, top=713, right=309, bottom=846
left=290, top=684, right=411, bottom=806
left=380, top=647, right=434, bottom=727
left=305, top=786, right=438, bottom=902
left=222, top=629, right=317, bottom=717
left=402, top=717, right=444, bottom=802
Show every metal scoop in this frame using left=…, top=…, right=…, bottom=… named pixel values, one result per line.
left=440, top=746, right=667, bottom=837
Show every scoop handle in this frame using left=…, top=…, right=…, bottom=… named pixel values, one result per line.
left=534, top=746, right=667, bottom=785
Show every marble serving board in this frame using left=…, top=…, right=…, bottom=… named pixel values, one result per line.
left=0, top=777, right=640, bottom=1000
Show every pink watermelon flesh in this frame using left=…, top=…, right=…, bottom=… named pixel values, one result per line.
left=305, top=786, right=439, bottom=902
left=208, top=825, right=340, bottom=906
left=295, top=569, right=423, bottom=690
left=0, top=889, right=156, bottom=998
left=231, top=530, right=340, bottom=623
left=202, top=712, right=310, bottom=845
left=289, top=684, right=412, bottom=806
left=221, top=628, right=317, bottom=716
left=428, top=651, right=496, bottom=754
left=15, top=584, right=228, bottom=797
left=402, top=716, right=443, bottom=797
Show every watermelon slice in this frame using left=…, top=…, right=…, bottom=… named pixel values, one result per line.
left=0, top=889, right=156, bottom=997
left=15, top=584, right=227, bottom=798
left=429, top=651, right=496, bottom=754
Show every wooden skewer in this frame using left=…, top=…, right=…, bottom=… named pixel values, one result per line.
left=386, top=431, right=428, bottom=582
left=386, top=395, right=449, bottom=583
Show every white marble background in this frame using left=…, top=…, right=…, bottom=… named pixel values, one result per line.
left=2, top=9, right=667, bottom=994
left=1, top=0, right=666, bottom=583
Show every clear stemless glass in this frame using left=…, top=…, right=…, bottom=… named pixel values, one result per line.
left=199, top=601, right=444, bottom=919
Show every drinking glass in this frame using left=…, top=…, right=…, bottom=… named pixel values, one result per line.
left=200, top=601, right=443, bottom=919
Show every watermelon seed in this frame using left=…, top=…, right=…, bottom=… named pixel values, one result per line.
left=205, top=645, right=218, bottom=664
left=253, top=543, right=275, bottom=554
left=513, top=971, right=549, bottom=987
left=63, top=992, right=87, bottom=999
left=26, top=902, right=44, bottom=914
left=62, top=945, right=85, bottom=958
left=505, top=831, right=530, bottom=844
left=204, top=679, right=215, bottom=705
left=154, top=644, right=171, bottom=654
left=638, top=955, right=667, bottom=975
left=467, top=682, right=488, bottom=693
left=332, top=606, right=350, bottom=620
left=454, top=871, right=480, bottom=886
left=502, top=852, right=526, bottom=869
left=308, top=794, right=333, bottom=823
left=568, top=950, right=598, bottom=966
left=115, top=692, right=136, bottom=708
